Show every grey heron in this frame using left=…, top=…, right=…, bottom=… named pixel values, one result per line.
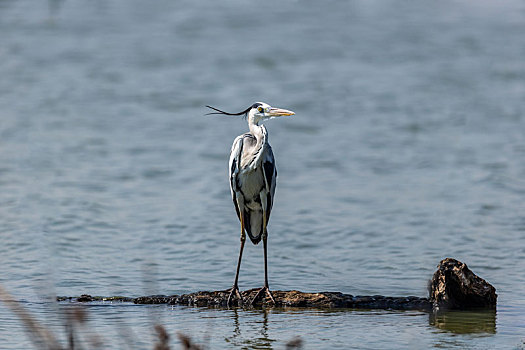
left=206, top=102, right=295, bottom=306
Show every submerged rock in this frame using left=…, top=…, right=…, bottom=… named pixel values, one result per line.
left=429, top=258, right=497, bottom=311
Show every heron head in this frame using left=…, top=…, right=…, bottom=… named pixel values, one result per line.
left=250, top=102, right=295, bottom=124
left=206, top=102, right=294, bottom=125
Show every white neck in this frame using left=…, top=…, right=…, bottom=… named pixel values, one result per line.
left=248, top=117, right=268, bottom=144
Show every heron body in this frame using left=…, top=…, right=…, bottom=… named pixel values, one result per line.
left=206, top=102, right=295, bottom=305
left=229, top=124, right=276, bottom=245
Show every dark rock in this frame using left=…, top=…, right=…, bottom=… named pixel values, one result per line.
left=429, top=258, right=497, bottom=311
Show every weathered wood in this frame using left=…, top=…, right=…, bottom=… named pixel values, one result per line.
left=429, top=258, right=497, bottom=310
left=59, top=290, right=431, bottom=310
left=57, top=258, right=497, bottom=311
left=57, top=295, right=134, bottom=303
left=135, top=289, right=432, bottom=310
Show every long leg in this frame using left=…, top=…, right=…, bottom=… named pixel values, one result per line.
left=251, top=204, right=276, bottom=305
left=227, top=211, right=245, bottom=306
left=263, top=235, right=271, bottom=290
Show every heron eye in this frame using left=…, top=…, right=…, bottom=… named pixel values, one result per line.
left=257, top=107, right=263, bottom=113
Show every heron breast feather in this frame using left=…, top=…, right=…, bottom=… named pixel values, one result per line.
left=237, top=168, right=265, bottom=199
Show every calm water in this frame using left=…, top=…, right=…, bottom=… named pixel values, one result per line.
left=1, top=0, right=525, bottom=348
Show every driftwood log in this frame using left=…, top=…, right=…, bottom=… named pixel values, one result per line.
left=58, top=258, right=496, bottom=311
left=429, top=258, right=497, bottom=310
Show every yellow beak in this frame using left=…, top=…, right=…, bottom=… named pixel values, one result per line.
left=268, top=107, right=295, bottom=117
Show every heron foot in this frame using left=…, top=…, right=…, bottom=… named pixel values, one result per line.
left=250, top=286, right=276, bottom=306
left=227, top=285, right=243, bottom=307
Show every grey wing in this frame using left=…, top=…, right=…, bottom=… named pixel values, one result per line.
left=262, top=146, right=277, bottom=222
left=229, top=136, right=244, bottom=221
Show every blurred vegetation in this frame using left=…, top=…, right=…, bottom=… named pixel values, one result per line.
left=1, top=284, right=304, bottom=349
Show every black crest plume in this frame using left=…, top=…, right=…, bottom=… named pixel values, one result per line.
left=205, top=103, right=261, bottom=117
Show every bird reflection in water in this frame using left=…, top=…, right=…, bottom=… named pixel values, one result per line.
left=429, top=309, right=496, bottom=335
left=224, top=308, right=276, bottom=349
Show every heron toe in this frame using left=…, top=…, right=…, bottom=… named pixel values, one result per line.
left=250, top=286, right=276, bottom=306
left=227, top=285, right=243, bottom=307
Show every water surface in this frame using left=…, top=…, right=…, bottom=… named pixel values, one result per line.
left=1, top=0, right=525, bottom=348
